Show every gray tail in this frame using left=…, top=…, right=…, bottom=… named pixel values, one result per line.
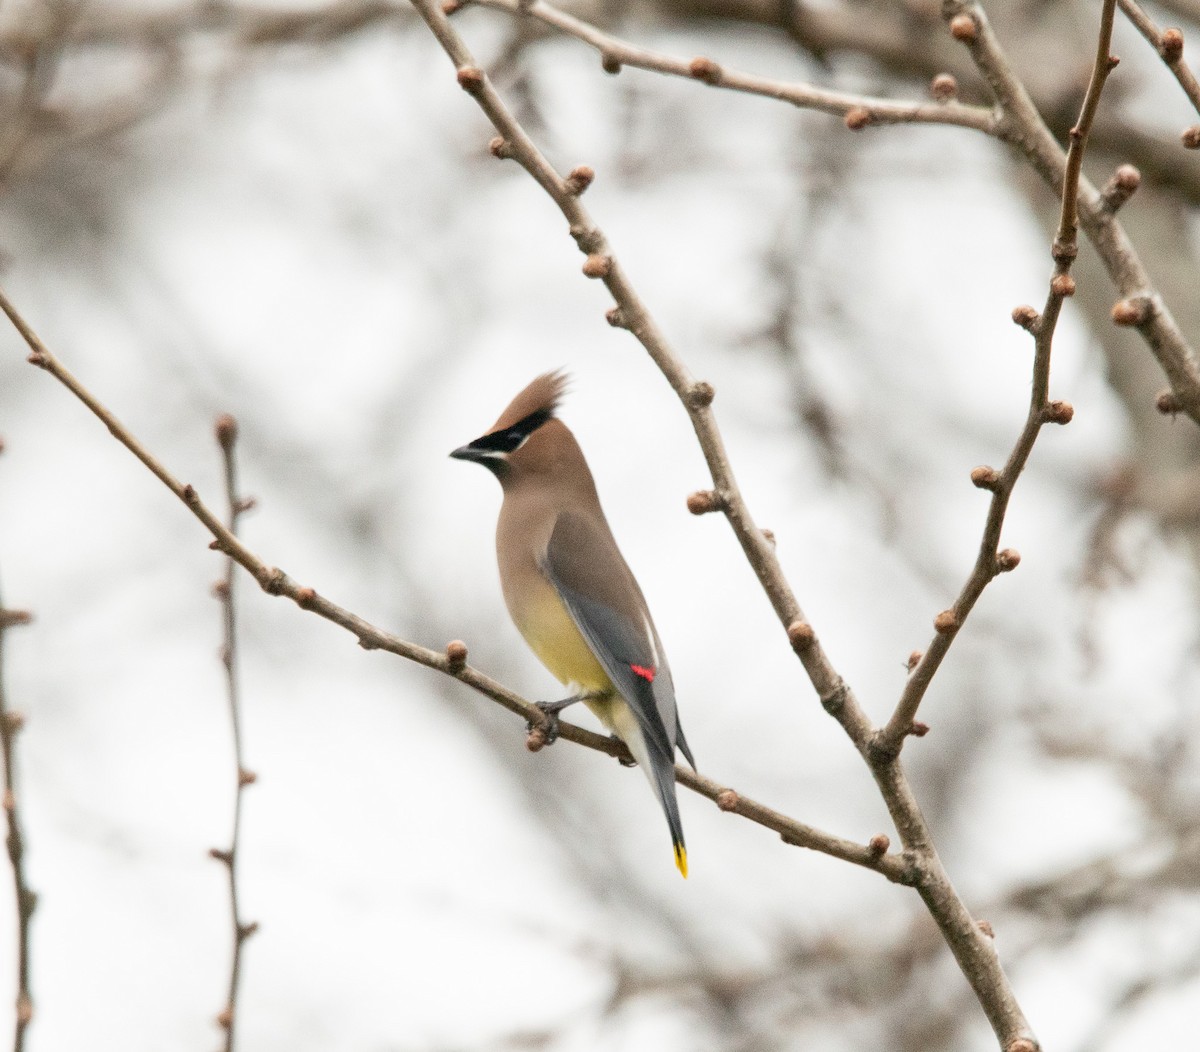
left=649, top=751, right=688, bottom=878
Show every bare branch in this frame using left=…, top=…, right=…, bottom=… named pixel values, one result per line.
left=1118, top=0, right=1200, bottom=128
left=421, top=0, right=874, bottom=754
left=0, top=284, right=908, bottom=886
left=1057, top=13, right=1122, bottom=250
left=0, top=2, right=73, bottom=184
left=406, top=4, right=1038, bottom=1046
left=880, top=0, right=1120, bottom=752
left=0, top=507, right=35, bottom=1049
left=466, top=0, right=1200, bottom=428
left=686, top=0, right=1200, bottom=204
left=940, top=0, right=1200, bottom=422
left=22, top=0, right=408, bottom=50
left=469, top=0, right=996, bottom=133
left=211, top=414, right=258, bottom=1049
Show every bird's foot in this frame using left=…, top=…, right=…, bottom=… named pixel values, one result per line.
left=612, top=735, right=638, bottom=767
left=528, top=708, right=561, bottom=746
left=527, top=694, right=581, bottom=747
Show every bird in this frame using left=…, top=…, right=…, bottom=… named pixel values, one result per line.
left=450, top=371, right=695, bottom=877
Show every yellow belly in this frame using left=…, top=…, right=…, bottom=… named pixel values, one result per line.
left=515, top=587, right=614, bottom=705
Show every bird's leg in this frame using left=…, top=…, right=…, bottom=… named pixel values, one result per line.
left=537, top=694, right=583, bottom=717
left=611, top=736, right=638, bottom=767
left=529, top=693, right=583, bottom=745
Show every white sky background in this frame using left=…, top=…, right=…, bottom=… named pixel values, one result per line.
left=0, top=2, right=1198, bottom=1050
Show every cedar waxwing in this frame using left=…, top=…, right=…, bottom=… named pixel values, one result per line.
left=451, top=372, right=696, bottom=877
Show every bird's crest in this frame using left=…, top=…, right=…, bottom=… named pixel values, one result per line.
left=491, top=370, right=569, bottom=433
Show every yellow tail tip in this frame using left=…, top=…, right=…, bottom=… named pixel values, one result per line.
left=674, top=844, right=688, bottom=879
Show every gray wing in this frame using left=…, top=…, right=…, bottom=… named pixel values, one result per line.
left=542, top=511, right=694, bottom=769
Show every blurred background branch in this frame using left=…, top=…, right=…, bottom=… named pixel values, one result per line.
left=0, top=0, right=1198, bottom=1049
left=210, top=412, right=258, bottom=1050
left=0, top=441, right=35, bottom=1051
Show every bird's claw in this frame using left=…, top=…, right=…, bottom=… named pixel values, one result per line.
left=612, top=734, right=637, bottom=767
left=527, top=693, right=585, bottom=747
left=530, top=701, right=563, bottom=745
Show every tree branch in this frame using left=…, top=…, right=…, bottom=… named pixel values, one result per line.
left=210, top=415, right=259, bottom=1049
left=880, top=0, right=1120, bottom=753
left=0, top=283, right=909, bottom=886
left=405, top=3, right=1038, bottom=1046
left=677, top=0, right=1200, bottom=205
left=1118, top=0, right=1200, bottom=136
left=941, top=0, right=1200, bottom=423
left=464, top=0, right=1200, bottom=429
left=18, top=0, right=409, bottom=50
left=0, top=1, right=73, bottom=184
left=0, top=530, right=35, bottom=1049
left=468, top=0, right=996, bottom=133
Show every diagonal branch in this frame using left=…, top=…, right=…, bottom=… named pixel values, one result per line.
left=942, top=0, right=1200, bottom=423
left=468, top=0, right=996, bottom=133
left=879, top=0, right=1120, bottom=754
left=0, top=283, right=908, bottom=886
left=468, top=0, right=1200, bottom=428
left=1118, top=0, right=1200, bottom=130
left=417, top=0, right=873, bottom=754
left=405, top=3, right=1038, bottom=1047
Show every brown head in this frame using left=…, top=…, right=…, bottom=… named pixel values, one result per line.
left=450, top=371, right=594, bottom=493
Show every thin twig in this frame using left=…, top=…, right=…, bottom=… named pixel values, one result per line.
left=0, top=488, right=36, bottom=1050
left=469, top=0, right=1200, bottom=427
left=1057, top=12, right=1122, bottom=247
left=417, top=0, right=873, bottom=752
left=0, top=1, right=75, bottom=183
left=484, top=0, right=1200, bottom=205
left=879, top=0, right=1120, bottom=754
left=211, top=415, right=258, bottom=1049
left=19, top=0, right=408, bottom=49
left=1118, top=0, right=1200, bottom=122
left=469, top=0, right=996, bottom=133
left=406, top=4, right=1037, bottom=1046
left=940, top=0, right=1200, bottom=422
left=0, top=285, right=909, bottom=886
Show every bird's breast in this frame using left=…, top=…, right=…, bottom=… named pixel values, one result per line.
left=508, top=577, right=612, bottom=695
left=496, top=492, right=615, bottom=700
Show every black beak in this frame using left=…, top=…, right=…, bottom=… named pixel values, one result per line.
left=450, top=442, right=494, bottom=465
